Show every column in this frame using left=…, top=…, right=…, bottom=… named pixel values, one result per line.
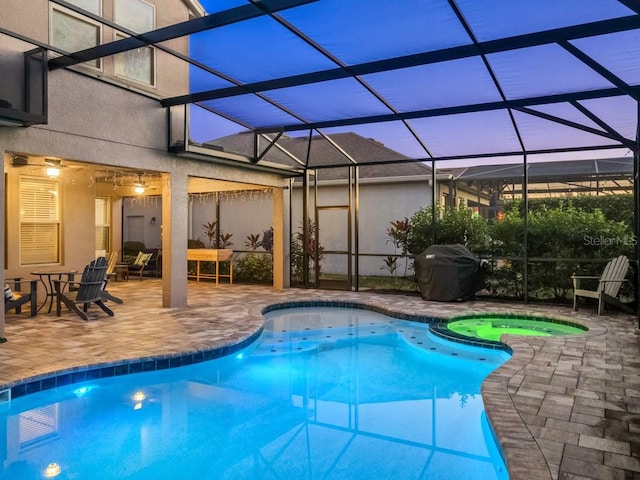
left=162, top=172, right=188, bottom=307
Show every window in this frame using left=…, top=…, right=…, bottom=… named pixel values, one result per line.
left=19, top=177, right=60, bottom=265
left=114, top=0, right=154, bottom=32
left=114, top=0, right=155, bottom=86
left=50, top=0, right=102, bottom=69
left=95, top=197, right=111, bottom=253
left=114, top=34, right=155, bottom=85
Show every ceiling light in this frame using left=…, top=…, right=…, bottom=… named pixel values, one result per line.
left=46, top=166, right=61, bottom=178
left=134, top=185, right=145, bottom=194
left=44, top=158, right=62, bottom=178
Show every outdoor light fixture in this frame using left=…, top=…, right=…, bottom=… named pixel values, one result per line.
left=45, top=166, right=61, bottom=178
left=44, top=158, right=62, bottom=178
left=134, top=173, right=146, bottom=194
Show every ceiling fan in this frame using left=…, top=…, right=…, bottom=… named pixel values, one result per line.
left=9, top=155, right=83, bottom=177
left=131, top=172, right=161, bottom=194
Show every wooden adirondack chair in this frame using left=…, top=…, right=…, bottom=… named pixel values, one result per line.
left=101, top=251, right=124, bottom=304
left=572, top=255, right=630, bottom=315
left=54, top=257, right=114, bottom=321
left=106, top=250, right=119, bottom=280
left=4, top=277, right=38, bottom=317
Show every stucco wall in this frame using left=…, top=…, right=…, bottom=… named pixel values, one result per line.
left=289, top=180, right=432, bottom=277
left=1, top=67, right=289, bottom=308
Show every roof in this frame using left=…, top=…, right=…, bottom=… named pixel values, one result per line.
left=47, top=0, right=640, bottom=168
left=454, top=157, right=633, bottom=183
left=205, top=131, right=432, bottom=180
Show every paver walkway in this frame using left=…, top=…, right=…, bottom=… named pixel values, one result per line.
left=1, top=280, right=638, bottom=479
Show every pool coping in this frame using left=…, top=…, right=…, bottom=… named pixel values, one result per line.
left=0, top=297, right=604, bottom=480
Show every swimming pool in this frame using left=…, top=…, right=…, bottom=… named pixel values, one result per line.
left=0, top=306, right=510, bottom=480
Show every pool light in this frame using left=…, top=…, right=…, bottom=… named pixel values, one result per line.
left=73, top=385, right=96, bottom=397
left=133, top=391, right=146, bottom=410
left=132, top=391, right=146, bottom=402
left=43, top=462, right=61, bottom=477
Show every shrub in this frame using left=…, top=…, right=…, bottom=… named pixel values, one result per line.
left=406, top=204, right=489, bottom=256
left=234, top=253, right=273, bottom=284
left=488, top=202, right=633, bottom=301
left=291, top=220, right=324, bottom=283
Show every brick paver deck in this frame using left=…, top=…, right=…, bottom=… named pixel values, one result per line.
left=1, top=280, right=638, bottom=479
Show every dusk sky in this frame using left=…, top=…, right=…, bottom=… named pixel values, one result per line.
left=185, top=0, right=638, bottom=165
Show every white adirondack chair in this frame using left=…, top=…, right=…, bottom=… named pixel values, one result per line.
left=572, top=255, right=630, bottom=315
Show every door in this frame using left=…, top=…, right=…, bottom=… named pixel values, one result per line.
left=127, top=215, right=145, bottom=243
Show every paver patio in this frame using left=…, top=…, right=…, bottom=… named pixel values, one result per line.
left=1, top=280, right=638, bottom=480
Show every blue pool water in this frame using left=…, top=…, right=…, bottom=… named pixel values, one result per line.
left=0, top=307, right=510, bottom=480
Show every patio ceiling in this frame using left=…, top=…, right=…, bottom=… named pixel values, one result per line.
left=49, top=0, right=640, bottom=167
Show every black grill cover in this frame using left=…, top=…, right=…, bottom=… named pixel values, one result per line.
left=415, top=244, right=481, bottom=301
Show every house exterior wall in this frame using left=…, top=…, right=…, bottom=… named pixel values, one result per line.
left=291, top=179, right=432, bottom=277
left=183, top=177, right=432, bottom=280
left=1, top=1, right=291, bottom=334
left=1, top=67, right=289, bottom=273
left=188, top=191, right=274, bottom=249
left=0, top=0, right=193, bottom=99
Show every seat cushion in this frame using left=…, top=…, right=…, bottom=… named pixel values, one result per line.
left=4, top=284, right=14, bottom=302
left=133, top=251, right=153, bottom=266
left=133, top=252, right=153, bottom=267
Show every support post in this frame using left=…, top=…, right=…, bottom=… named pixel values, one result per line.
left=161, top=172, right=188, bottom=308
left=635, top=100, right=640, bottom=327
left=523, top=153, right=529, bottom=304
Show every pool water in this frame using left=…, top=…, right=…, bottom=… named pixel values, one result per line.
left=447, top=315, right=586, bottom=342
left=0, top=307, right=510, bottom=480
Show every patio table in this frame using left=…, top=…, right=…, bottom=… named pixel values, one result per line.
left=30, top=270, right=78, bottom=313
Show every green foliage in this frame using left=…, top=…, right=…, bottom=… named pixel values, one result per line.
left=487, top=202, right=633, bottom=301
left=259, top=227, right=273, bottom=253
left=384, top=218, right=411, bottom=276
left=386, top=218, right=410, bottom=253
left=380, top=255, right=398, bottom=275
left=517, top=194, right=634, bottom=226
left=406, top=204, right=489, bottom=256
left=245, top=228, right=273, bottom=254
left=401, top=196, right=635, bottom=303
left=245, top=233, right=261, bottom=252
left=234, top=253, right=273, bottom=284
left=201, top=220, right=233, bottom=248
left=291, top=220, right=324, bottom=283
left=188, top=238, right=205, bottom=248
left=218, top=232, right=233, bottom=248
left=202, top=221, right=217, bottom=248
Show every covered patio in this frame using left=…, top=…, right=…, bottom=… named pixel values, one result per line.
left=2, top=281, right=639, bottom=479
